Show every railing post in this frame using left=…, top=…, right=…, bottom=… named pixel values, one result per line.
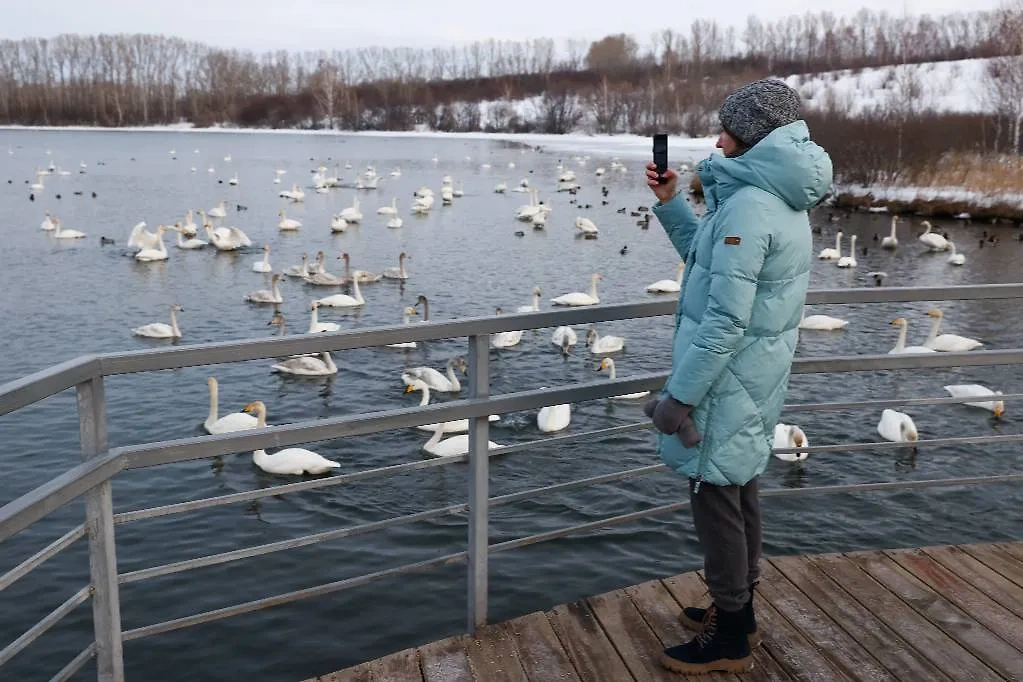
left=466, top=334, right=490, bottom=632
left=76, top=377, right=125, bottom=682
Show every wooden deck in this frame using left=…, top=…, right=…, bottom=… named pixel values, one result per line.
left=306, top=541, right=1023, bottom=681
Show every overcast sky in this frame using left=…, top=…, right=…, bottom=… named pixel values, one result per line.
left=2, top=0, right=1008, bottom=51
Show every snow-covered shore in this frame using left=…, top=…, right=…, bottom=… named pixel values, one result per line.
left=0, top=123, right=719, bottom=159
left=832, top=183, right=1023, bottom=221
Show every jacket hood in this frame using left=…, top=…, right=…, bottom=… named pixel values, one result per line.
left=697, top=120, right=833, bottom=211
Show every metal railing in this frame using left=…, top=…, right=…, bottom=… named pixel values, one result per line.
left=2, top=283, right=1023, bottom=681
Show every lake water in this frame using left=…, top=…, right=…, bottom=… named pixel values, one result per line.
left=1, top=129, right=1021, bottom=681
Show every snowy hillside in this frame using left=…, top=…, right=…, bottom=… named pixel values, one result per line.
left=780, top=59, right=993, bottom=116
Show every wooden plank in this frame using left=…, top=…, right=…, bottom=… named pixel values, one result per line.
left=756, top=561, right=897, bottom=681
left=848, top=550, right=1023, bottom=680
left=465, top=622, right=529, bottom=682
left=960, top=543, right=1023, bottom=590
left=992, top=542, right=1023, bottom=573
left=545, top=600, right=634, bottom=682
left=625, top=579, right=739, bottom=682
left=363, top=647, right=423, bottom=681
left=312, top=661, right=373, bottom=682
left=887, top=548, right=1023, bottom=653
left=419, top=635, right=474, bottom=682
left=655, top=573, right=791, bottom=682
left=810, top=553, right=1002, bottom=682
left=924, top=545, right=1023, bottom=618
left=770, top=555, right=951, bottom=682
left=586, top=588, right=678, bottom=682
left=503, top=611, right=582, bottom=682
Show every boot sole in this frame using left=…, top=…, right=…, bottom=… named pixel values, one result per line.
left=660, top=653, right=754, bottom=674
left=677, top=613, right=762, bottom=648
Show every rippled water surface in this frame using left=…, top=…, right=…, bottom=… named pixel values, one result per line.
left=1, top=129, right=1021, bottom=681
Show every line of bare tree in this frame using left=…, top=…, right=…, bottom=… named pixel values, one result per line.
left=0, top=8, right=1018, bottom=132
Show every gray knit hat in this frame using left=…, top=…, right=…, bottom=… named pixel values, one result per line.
left=718, top=79, right=801, bottom=147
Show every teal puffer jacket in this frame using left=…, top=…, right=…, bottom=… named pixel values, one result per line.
left=650, top=121, right=833, bottom=488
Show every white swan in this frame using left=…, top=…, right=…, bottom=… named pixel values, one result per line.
left=836, top=235, right=857, bottom=268
left=888, top=318, right=936, bottom=354
left=278, top=210, right=302, bottom=231
left=387, top=216, right=403, bottom=229
left=207, top=201, right=227, bottom=218
left=421, top=420, right=503, bottom=458
left=314, top=274, right=364, bottom=307
left=596, top=358, right=649, bottom=399
left=385, top=307, right=420, bottom=349
left=174, top=225, right=208, bottom=249
left=943, top=384, right=1005, bottom=417
left=947, top=242, right=965, bottom=265
left=381, top=252, right=409, bottom=280
left=339, top=253, right=382, bottom=283
left=537, top=392, right=571, bottom=433
left=924, top=308, right=982, bottom=351
left=204, top=377, right=258, bottom=434
left=515, top=189, right=541, bottom=221
left=205, top=223, right=251, bottom=251
left=134, top=226, right=169, bottom=261
left=340, top=196, right=362, bottom=223
left=241, top=402, right=341, bottom=474
left=818, top=232, right=842, bottom=260
left=40, top=212, right=55, bottom=231
left=127, top=221, right=161, bottom=251
left=587, top=326, right=625, bottom=354
left=284, top=254, right=310, bottom=278
left=877, top=409, right=918, bottom=442
left=401, top=358, right=467, bottom=393
left=798, top=308, right=848, bottom=330
left=918, top=221, right=949, bottom=251
left=180, top=210, right=198, bottom=237
left=246, top=274, right=284, bottom=304
left=132, top=304, right=183, bottom=339
left=552, top=274, right=601, bottom=306
left=490, top=308, right=523, bottom=349
left=53, top=218, right=86, bottom=239
left=404, top=379, right=499, bottom=433
left=881, top=216, right=898, bottom=249
left=516, top=287, right=542, bottom=313
left=330, top=214, right=348, bottom=233
left=772, top=424, right=809, bottom=461
left=575, top=216, right=599, bottom=236
left=377, top=198, right=398, bottom=215
left=271, top=351, right=338, bottom=376
left=308, top=302, right=341, bottom=333
left=251, top=245, right=272, bottom=272
left=646, top=263, right=685, bottom=293
left=551, top=326, right=578, bottom=349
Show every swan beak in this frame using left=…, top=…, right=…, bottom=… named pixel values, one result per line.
left=793, top=435, right=805, bottom=447
left=994, top=405, right=1004, bottom=418
left=241, top=403, right=255, bottom=413
left=404, top=385, right=415, bottom=394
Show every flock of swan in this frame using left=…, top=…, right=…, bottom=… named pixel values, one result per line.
left=17, top=143, right=1010, bottom=476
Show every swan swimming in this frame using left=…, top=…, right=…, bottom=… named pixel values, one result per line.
left=242, top=401, right=341, bottom=475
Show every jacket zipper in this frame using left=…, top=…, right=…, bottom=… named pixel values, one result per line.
left=692, top=397, right=714, bottom=494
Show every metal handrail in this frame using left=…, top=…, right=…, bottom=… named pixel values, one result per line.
left=1, top=283, right=1022, bottom=682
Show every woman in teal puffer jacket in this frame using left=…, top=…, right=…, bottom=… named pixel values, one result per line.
left=645, top=79, right=833, bottom=675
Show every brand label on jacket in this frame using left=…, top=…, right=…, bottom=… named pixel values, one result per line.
left=724, top=236, right=741, bottom=245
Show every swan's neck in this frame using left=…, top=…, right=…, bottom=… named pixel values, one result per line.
left=949, top=243, right=957, bottom=256
left=351, top=274, right=363, bottom=303
left=310, top=306, right=319, bottom=328
left=589, top=278, right=599, bottom=299
left=168, top=307, right=180, bottom=335
left=420, top=300, right=429, bottom=321
left=342, top=258, right=351, bottom=278
left=894, top=324, right=907, bottom=351
left=445, top=362, right=461, bottom=391
left=255, top=404, right=267, bottom=427
left=890, top=220, right=897, bottom=238
left=847, top=236, right=856, bottom=257
left=271, top=279, right=281, bottom=300
left=177, top=230, right=187, bottom=246
left=322, top=352, right=337, bottom=371
left=418, top=385, right=430, bottom=407
left=208, top=381, right=219, bottom=423
left=399, top=257, right=407, bottom=277
left=606, top=361, right=616, bottom=380
left=262, top=251, right=270, bottom=266
left=834, top=233, right=841, bottom=250
left=426, top=423, right=444, bottom=448
left=531, top=292, right=540, bottom=310
left=923, top=223, right=932, bottom=235
left=925, top=316, right=941, bottom=343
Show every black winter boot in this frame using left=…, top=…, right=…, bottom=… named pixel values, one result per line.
left=662, top=603, right=754, bottom=674
left=678, top=583, right=760, bottom=648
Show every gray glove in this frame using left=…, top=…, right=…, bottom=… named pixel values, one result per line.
left=645, top=395, right=703, bottom=448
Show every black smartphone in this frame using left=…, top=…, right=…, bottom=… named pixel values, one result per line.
left=653, top=134, right=668, bottom=183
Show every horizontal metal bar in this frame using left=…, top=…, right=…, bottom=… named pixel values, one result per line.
left=489, top=463, right=667, bottom=507
left=121, top=551, right=467, bottom=642
left=0, top=453, right=125, bottom=543
left=115, top=451, right=469, bottom=524
left=118, top=375, right=665, bottom=469
left=119, top=503, right=468, bottom=584
left=0, top=356, right=98, bottom=417
left=0, top=524, right=85, bottom=592
left=50, top=644, right=96, bottom=682
left=488, top=473, right=1023, bottom=554
left=805, top=283, right=1023, bottom=305
left=792, top=348, right=1023, bottom=374
left=0, top=586, right=91, bottom=668
left=489, top=421, right=653, bottom=457
left=786, top=392, right=1023, bottom=413
left=771, top=431, right=1023, bottom=456
left=97, top=301, right=672, bottom=376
